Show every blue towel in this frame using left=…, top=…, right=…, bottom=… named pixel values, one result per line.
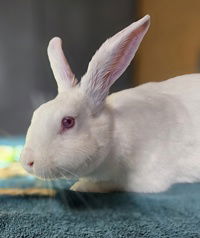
left=1, top=177, right=200, bottom=237
left=0, top=138, right=200, bottom=237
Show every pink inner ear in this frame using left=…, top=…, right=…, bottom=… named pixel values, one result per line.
left=80, top=15, right=150, bottom=110
left=105, top=19, right=150, bottom=87
left=48, top=37, right=77, bottom=92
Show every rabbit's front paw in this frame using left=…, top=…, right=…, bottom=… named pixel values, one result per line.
left=70, top=179, right=119, bottom=193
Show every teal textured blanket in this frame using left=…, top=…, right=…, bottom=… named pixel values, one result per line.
left=1, top=178, right=200, bottom=237
left=0, top=138, right=200, bottom=237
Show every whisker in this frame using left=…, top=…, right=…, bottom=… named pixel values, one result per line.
left=53, top=169, right=70, bottom=207
left=58, top=170, right=92, bottom=207
left=46, top=168, right=56, bottom=213
left=56, top=166, right=79, bottom=179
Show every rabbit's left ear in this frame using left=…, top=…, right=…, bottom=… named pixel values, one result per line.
left=80, top=15, right=150, bottom=112
left=47, top=37, right=77, bottom=93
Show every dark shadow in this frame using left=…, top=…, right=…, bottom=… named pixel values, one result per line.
left=55, top=189, right=133, bottom=210
left=55, top=182, right=200, bottom=210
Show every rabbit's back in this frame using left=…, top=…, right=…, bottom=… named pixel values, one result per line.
left=108, top=73, right=200, bottom=131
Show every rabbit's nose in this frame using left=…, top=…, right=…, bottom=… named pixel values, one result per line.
left=20, top=147, right=35, bottom=172
left=27, top=161, right=34, bottom=167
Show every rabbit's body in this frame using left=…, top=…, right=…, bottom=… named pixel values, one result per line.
left=21, top=15, right=200, bottom=193
left=83, top=74, right=200, bottom=192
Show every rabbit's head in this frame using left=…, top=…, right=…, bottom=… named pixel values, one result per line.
left=20, top=15, right=150, bottom=179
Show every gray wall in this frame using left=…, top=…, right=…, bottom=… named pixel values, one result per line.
left=0, top=0, right=137, bottom=135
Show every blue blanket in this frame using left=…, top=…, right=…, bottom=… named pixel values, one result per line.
left=1, top=179, right=200, bottom=238
left=0, top=138, right=200, bottom=237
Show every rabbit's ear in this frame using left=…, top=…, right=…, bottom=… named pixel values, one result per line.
left=47, top=37, right=77, bottom=93
left=80, top=15, right=150, bottom=112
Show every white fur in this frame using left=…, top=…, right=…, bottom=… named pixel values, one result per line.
left=47, top=37, right=77, bottom=92
left=20, top=15, right=200, bottom=193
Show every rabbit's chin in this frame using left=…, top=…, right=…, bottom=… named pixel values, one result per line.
left=36, top=173, right=72, bottom=180
left=27, top=166, right=63, bottom=180
left=34, top=171, right=75, bottom=180
left=29, top=165, right=78, bottom=180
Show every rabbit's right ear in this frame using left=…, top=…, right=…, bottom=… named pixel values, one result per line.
left=47, top=37, right=77, bottom=93
left=80, top=15, right=150, bottom=112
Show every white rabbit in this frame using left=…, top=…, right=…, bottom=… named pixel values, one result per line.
left=20, top=15, right=200, bottom=193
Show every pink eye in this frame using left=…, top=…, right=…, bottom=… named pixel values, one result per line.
left=61, top=116, right=75, bottom=129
